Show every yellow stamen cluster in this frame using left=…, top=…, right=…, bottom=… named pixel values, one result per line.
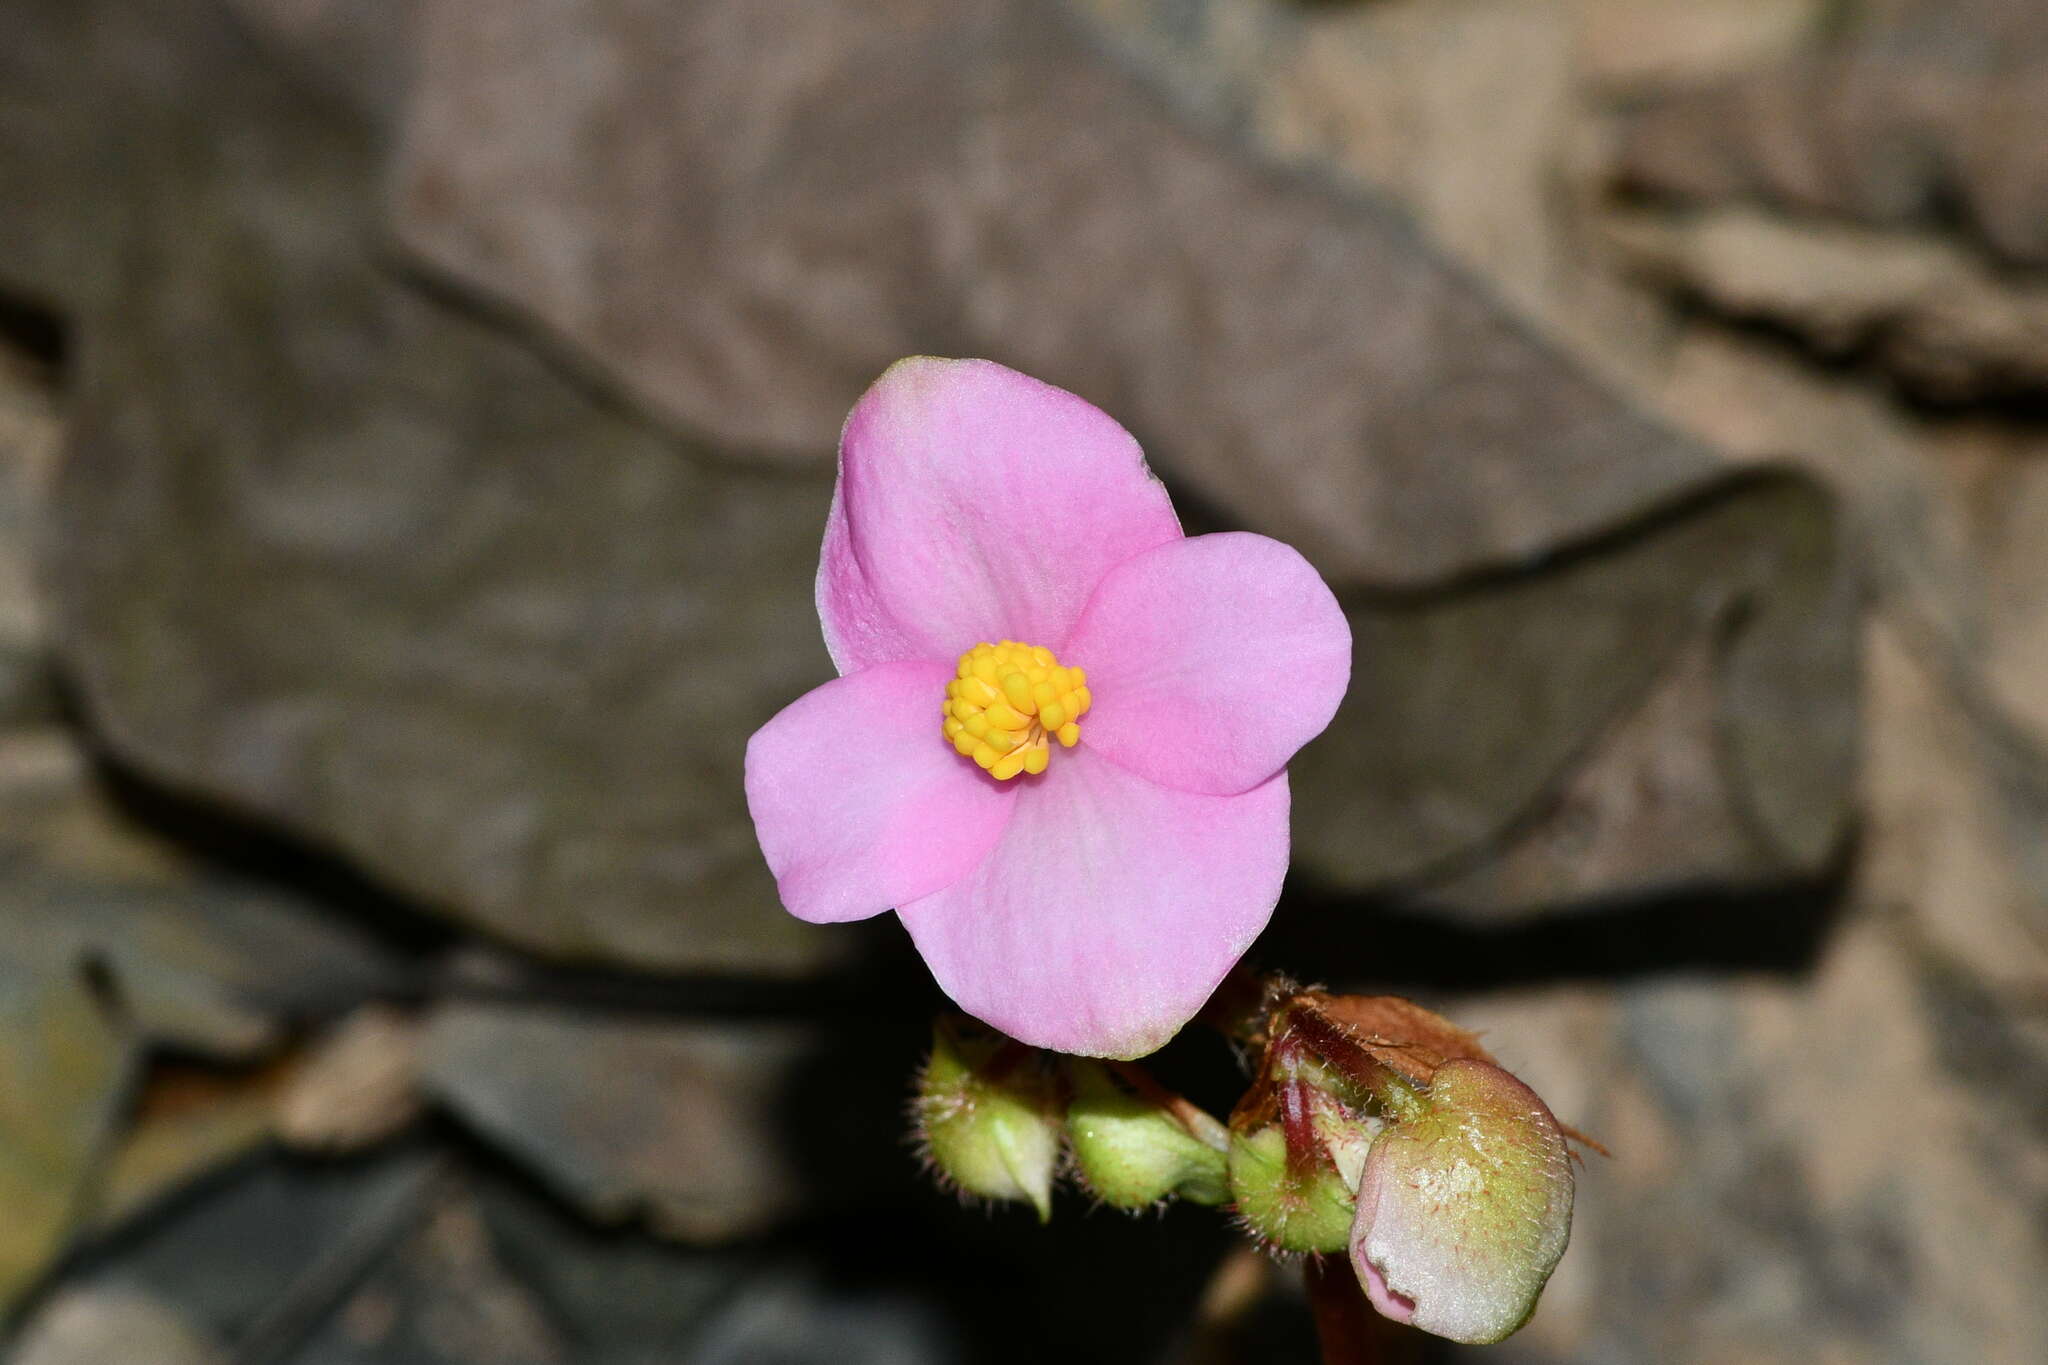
left=942, top=640, right=1093, bottom=780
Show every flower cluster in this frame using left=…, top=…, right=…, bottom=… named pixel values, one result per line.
left=745, top=359, right=1581, bottom=1347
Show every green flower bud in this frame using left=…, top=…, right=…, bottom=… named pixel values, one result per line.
left=1229, top=1125, right=1353, bottom=1253
left=1228, top=1080, right=1381, bottom=1253
left=913, top=1019, right=1060, bottom=1222
left=1065, top=1061, right=1229, bottom=1209
left=1349, top=1059, right=1574, bottom=1345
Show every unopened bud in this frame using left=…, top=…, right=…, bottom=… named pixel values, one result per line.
left=1065, top=1061, right=1228, bottom=1209
left=1229, top=1079, right=1382, bottom=1253
left=913, top=1019, right=1060, bottom=1222
left=1349, top=1059, right=1573, bottom=1345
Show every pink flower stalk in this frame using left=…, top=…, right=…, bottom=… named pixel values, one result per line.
left=745, top=358, right=1350, bottom=1058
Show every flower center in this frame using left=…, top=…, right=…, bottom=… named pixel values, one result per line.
left=942, top=640, right=1093, bottom=781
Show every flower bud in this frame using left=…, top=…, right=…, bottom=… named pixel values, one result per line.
left=913, top=1019, right=1060, bottom=1221
left=1065, top=1061, right=1229, bottom=1209
left=1349, top=1059, right=1573, bottom=1345
left=1229, top=1079, right=1382, bottom=1253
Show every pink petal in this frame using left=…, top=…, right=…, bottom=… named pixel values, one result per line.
left=895, top=748, right=1289, bottom=1058
left=1066, top=532, right=1351, bottom=796
left=818, top=358, right=1183, bottom=674
left=745, top=660, right=1014, bottom=923
left=1356, top=1249, right=1419, bottom=1327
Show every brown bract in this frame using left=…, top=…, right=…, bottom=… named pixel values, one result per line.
left=1294, top=993, right=1498, bottom=1089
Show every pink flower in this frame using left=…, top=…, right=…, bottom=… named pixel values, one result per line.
left=744, top=358, right=1351, bottom=1058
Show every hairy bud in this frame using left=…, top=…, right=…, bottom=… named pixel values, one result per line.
left=1229, top=1077, right=1382, bottom=1253
left=914, top=1019, right=1060, bottom=1222
left=1065, top=1060, right=1228, bottom=1209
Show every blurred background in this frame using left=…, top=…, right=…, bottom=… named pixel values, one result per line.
left=1, top=0, right=2044, bottom=1361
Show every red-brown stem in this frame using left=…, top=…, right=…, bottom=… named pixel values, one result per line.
left=1303, top=1257, right=1422, bottom=1365
left=1198, top=961, right=1274, bottom=1045
left=1282, top=1000, right=1406, bottom=1105
left=1279, top=1079, right=1321, bottom=1177
left=1304, top=1255, right=1380, bottom=1365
